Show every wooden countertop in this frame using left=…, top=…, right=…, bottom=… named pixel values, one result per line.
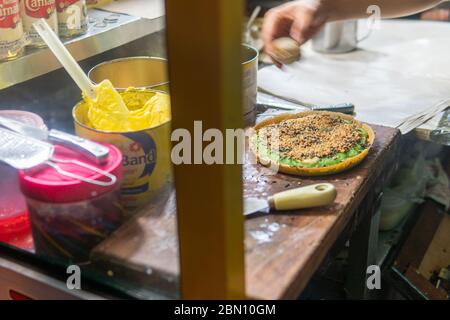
left=92, top=124, right=400, bottom=299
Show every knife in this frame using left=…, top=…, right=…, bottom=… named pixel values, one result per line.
left=244, top=183, right=337, bottom=217
left=257, top=89, right=355, bottom=114
left=257, top=100, right=355, bottom=114
left=0, top=115, right=109, bottom=164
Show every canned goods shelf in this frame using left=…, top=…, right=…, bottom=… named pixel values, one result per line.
left=0, top=9, right=164, bottom=90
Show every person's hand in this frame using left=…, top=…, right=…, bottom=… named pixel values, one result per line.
left=262, top=0, right=330, bottom=65
left=420, top=8, right=450, bottom=20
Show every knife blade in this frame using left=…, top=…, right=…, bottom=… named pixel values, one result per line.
left=257, top=101, right=355, bottom=115
left=257, top=90, right=355, bottom=114
left=0, top=115, right=109, bottom=163
left=244, top=198, right=271, bottom=216
left=244, top=183, right=337, bottom=217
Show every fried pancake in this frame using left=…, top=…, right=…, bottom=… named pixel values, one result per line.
left=251, top=111, right=375, bottom=176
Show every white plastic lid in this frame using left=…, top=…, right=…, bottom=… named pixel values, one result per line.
left=0, top=110, right=46, bottom=129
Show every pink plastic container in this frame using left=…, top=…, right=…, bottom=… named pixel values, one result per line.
left=19, top=143, right=124, bottom=262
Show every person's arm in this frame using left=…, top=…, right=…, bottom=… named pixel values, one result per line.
left=327, top=0, right=446, bottom=20
left=263, top=0, right=447, bottom=61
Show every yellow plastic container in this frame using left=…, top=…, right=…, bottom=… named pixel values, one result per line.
left=73, top=89, right=173, bottom=213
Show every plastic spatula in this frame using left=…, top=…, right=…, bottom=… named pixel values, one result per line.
left=32, top=19, right=128, bottom=113
left=33, top=19, right=96, bottom=99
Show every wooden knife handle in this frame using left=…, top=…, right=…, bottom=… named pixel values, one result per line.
left=268, top=183, right=337, bottom=210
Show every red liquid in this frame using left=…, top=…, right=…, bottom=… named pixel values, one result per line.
left=0, top=164, right=33, bottom=250
left=0, top=211, right=31, bottom=241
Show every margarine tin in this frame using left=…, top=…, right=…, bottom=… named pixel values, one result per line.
left=73, top=89, right=173, bottom=213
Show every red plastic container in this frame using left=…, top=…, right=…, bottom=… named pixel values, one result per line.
left=0, top=110, right=46, bottom=249
left=0, top=168, right=30, bottom=242
left=19, top=143, right=124, bottom=262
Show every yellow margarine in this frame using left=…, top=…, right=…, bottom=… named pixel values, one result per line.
left=75, top=80, right=173, bottom=212
left=84, top=80, right=171, bottom=132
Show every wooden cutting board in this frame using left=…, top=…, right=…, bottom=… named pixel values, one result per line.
left=92, top=124, right=400, bottom=299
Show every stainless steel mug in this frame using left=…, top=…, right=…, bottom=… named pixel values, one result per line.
left=312, top=21, right=359, bottom=54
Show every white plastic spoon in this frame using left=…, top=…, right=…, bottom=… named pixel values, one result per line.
left=33, top=18, right=97, bottom=99
left=33, top=19, right=129, bottom=115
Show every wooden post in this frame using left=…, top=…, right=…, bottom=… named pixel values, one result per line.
left=164, top=0, right=246, bottom=299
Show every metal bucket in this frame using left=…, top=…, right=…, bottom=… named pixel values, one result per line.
left=88, top=57, right=170, bottom=93
left=72, top=89, right=173, bottom=213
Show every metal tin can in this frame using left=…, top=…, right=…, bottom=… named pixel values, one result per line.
left=55, top=0, right=87, bottom=38
left=72, top=89, right=173, bottom=213
left=88, top=50, right=259, bottom=125
left=88, top=56, right=170, bottom=93
left=20, top=0, right=58, bottom=48
left=0, top=0, right=25, bottom=61
left=242, top=44, right=258, bottom=125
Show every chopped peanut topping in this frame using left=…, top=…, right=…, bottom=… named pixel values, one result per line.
left=258, top=114, right=365, bottom=161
